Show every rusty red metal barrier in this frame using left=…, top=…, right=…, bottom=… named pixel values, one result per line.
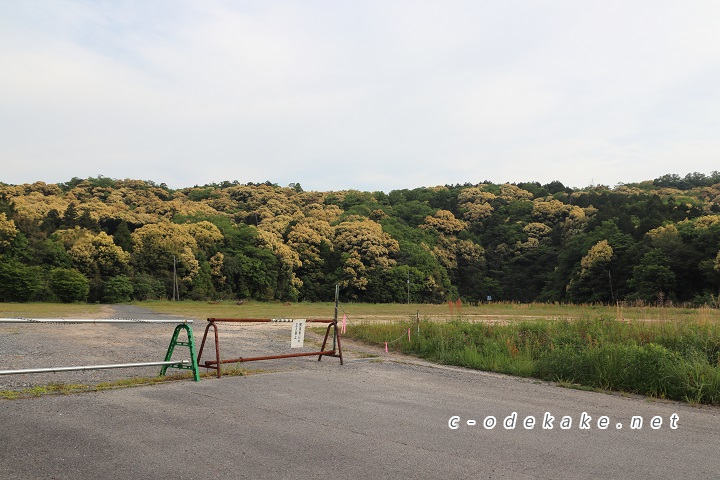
left=196, top=318, right=344, bottom=378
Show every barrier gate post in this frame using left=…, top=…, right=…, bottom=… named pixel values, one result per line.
left=160, top=323, right=200, bottom=381
left=195, top=286, right=344, bottom=378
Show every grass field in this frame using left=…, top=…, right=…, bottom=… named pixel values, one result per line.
left=5, top=300, right=719, bottom=323
left=136, top=300, right=720, bottom=324
left=2, top=300, right=720, bottom=326
left=0, top=303, right=107, bottom=318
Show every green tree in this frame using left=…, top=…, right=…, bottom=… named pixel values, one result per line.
left=112, top=220, right=133, bottom=252
left=40, top=209, right=62, bottom=233
left=187, top=261, right=216, bottom=300
left=0, top=261, right=43, bottom=301
left=49, top=268, right=90, bottom=303
left=103, top=275, right=134, bottom=303
left=132, top=273, right=167, bottom=300
left=222, top=250, right=279, bottom=301
left=61, top=203, right=79, bottom=228
left=30, top=238, right=73, bottom=269
left=567, top=240, right=615, bottom=303
left=77, top=209, right=100, bottom=232
left=334, top=218, right=400, bottom=300
left=0, top=213, right=18, bottom=254
left=0, top=193, right=17, bottom=218
left=627, top=249, right=677, bottom=303
left=63, top=230, right=131, bottom=278
left=131, top=222, right=202, bottom=288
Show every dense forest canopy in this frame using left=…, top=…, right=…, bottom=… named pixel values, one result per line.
left=1, top=171, right=720, bottom=305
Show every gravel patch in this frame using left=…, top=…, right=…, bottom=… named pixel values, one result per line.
left=0, top=305, right=359, bottom=390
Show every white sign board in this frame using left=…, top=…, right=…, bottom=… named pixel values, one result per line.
left=290, top=319, right=306, bottom=348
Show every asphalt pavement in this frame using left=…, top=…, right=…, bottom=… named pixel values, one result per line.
left=1, top=352, right=718, bottom=480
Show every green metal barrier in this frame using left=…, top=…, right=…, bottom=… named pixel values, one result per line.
left=160, top=323, right=200, bottom=382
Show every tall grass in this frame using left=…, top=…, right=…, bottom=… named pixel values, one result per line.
left=344, top=316, right=720, bottom=405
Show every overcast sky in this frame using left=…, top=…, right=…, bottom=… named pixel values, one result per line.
left=1, top=1, right=719, bottom=192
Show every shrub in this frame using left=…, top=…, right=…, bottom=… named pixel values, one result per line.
left=103, top=275, right=134, bottom=303
left=49, top=268, right=89, bottom=303
left=0, top=261, right=43, bottom=301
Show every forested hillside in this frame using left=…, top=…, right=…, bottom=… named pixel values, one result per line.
left=1, top=172, right=720, bottom=305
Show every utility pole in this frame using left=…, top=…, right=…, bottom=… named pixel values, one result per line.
left=173, top=256, right=180, bottom=301
left=333, top=284, right=339, bottom=351
left=407, top=271, right=410, bottom=305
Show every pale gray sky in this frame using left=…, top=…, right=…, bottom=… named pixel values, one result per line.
left=1, top=1, right=719, bottom=191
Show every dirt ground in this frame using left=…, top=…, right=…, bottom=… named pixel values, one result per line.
left=0, top=304, right=357, bottom=390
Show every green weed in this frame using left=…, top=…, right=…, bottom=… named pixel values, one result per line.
left=344, top=316, right=720, bottom=405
